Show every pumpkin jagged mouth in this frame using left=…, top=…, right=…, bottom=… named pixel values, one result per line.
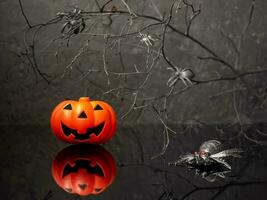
left=61, top=121, right=105, bottom=140
left=62, top=160, right=104, bottom=178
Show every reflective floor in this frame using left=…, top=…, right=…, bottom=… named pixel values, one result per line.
left=0, top=124, right=267, bottom=200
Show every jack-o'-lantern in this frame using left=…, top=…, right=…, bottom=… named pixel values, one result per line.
left=50, top=97, right=116, bottom=144
left=52, top=144, right=116, bottom=196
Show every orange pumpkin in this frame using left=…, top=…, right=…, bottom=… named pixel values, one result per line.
left=50, top=97, right=116, bottom=144
left=52, top=144, right=116, bottom=196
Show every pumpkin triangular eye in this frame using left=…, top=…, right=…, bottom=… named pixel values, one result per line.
left=78, top=111, right=87, bottom=118
left=94, top=104, right=103, bottom=110
left=64, top=104, right=72, bottom=110
left=78, top=184, right=87, bottom=190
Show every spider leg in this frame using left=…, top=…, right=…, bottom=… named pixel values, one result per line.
left=65, top=26, right=75, bottom=36
left=61, top=22, right=69, bottom=33
left=168, top=154, right=195, bottom=166
left=180, top=77, right=188, bottom=87
left=144, top=41, right=150, bottom=52
left=147, top=39, right=153, bottom=46
left=185, top=77, right=193, bottom=86
left=167, top=76, right=178, bottom=87
left=211, top=157, right=232, bottom=170
left=216, top=171, right=229, bottom=178
left=76, top=9, right=82, bottom=16
left=168, top=79, right=177, bottom=87
left=167, top=75, right=177, bottom=83
left=210, top=149, right=243, bottom=159
left=201, top=171, right=208, bottom=178
left=79, top=19, right=86, bottom=33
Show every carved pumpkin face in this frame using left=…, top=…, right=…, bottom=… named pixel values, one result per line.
left=50, top=97, right=116, bottom=144
left=52, top=144, right=116, bottom=196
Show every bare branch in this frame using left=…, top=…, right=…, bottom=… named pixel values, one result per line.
left=18, top=0, right=32, bottom=28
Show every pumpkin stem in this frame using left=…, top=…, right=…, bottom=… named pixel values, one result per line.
left=79, top=97, right=90, bottom=101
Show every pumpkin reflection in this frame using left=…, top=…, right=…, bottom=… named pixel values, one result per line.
left=52, top=144, right=116, bottom=196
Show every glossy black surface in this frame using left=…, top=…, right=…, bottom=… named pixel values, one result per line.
left=0, top=124, right=266, bottom=200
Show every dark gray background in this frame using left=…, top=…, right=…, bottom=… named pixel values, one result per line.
left=0, top=0, right=267, bottom=199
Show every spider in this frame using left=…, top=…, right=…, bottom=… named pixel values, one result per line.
left=167, top=67, right=194, bottom=87
left=137, top=33, right=157, bottom=51
left=57, top=7, right=85, bottom=36
left=168, top=140, right=243, bottom=170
